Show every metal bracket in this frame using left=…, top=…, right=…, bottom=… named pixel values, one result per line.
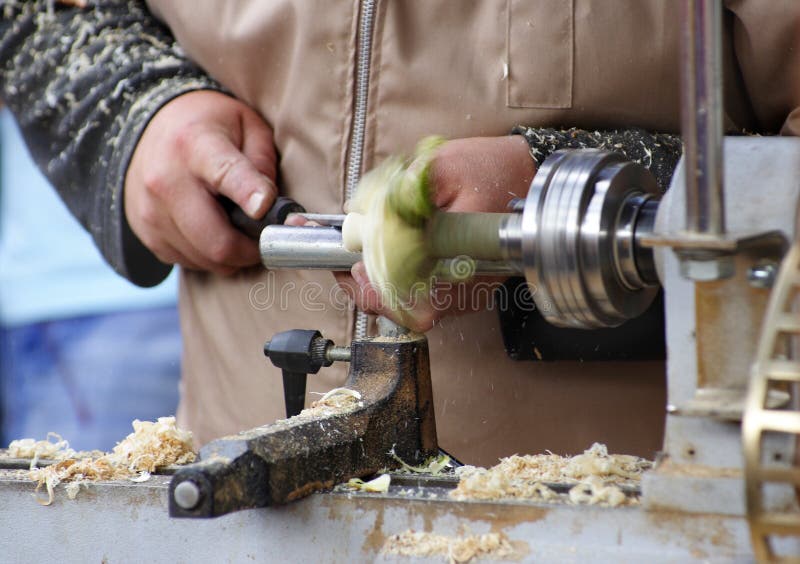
left=641, top=230, right=787, bottom=282
left=659, top=231, right=789, bottom=421
left=168, top=332, right=438, bottom=518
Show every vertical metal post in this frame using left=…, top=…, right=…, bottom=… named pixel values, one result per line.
left=681, top=0, right=726, bottom=238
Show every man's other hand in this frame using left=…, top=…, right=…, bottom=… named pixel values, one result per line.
left=125, top=90, right=277, bottom=274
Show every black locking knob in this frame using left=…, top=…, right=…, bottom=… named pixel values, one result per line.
left=263, top=330, right=333, bottom=418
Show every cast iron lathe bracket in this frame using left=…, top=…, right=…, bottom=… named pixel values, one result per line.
left=168, top=331, right=438, bottom=518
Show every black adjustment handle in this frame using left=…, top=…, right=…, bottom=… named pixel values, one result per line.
left=221, top=196, right=306, bottom=239
left=263, top=329, right=333, bottom=418
left=281, top=371, right=307, bottom=421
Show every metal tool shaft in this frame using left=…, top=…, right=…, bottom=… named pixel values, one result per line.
left=260, top=226, right=361, bottom=270
left=260, top=224, right=522, bottom=276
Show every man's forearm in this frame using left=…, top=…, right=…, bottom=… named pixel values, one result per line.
left=0, top=0, right=222, bottom=286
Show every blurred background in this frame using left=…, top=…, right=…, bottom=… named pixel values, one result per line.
left=0, top=108, right=182, bottom=452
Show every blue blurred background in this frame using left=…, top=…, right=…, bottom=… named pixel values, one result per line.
left=0, top=108, right=181, bottom=452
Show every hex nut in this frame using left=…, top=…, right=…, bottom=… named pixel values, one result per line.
left=680, top=255, right=735, bottom=281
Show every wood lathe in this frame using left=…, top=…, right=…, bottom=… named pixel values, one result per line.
left=2, top=0, right=799, bottom=561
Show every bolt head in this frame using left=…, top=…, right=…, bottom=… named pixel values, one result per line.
left=747, top=262, right=778, bottom=289
left=173, top=480, right=202, bottom=510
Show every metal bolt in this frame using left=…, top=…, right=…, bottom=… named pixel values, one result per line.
left=747, top=261, right=778, bottom=289
left=173, top=480, right=202, bottom=510
left=326, top=345, right=352, bottom=363
left=309, top=337, right=334, bottom=367
left=679, top=255, right=735, bottom=281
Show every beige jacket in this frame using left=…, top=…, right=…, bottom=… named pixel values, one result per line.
left=147, top=0, right=800, bottom=466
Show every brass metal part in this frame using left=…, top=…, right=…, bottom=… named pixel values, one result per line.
left=744, top=242, right=800, bottom=561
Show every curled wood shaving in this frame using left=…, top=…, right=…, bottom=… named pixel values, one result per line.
left=109, top=417, right=196, bottom=473
left=7, top=433, right=103, bottom=469
left=382, top=530, right=515, bottom=563
left=345, top=473, right=391, bottom=493
left=8, top=433, right=73, bottom=461
left=451, top=443, right=650, bottom=507
left=280, top=387, right=364, bottom=423
left=312, top=387, right=362, bottom=408
left=388, top=445, right=450, bottom=476
left=567, top=475, right=627, bottom=508
left=21, top=417, right=196, bottom=505
left=561, top=443, right=650, bottom=482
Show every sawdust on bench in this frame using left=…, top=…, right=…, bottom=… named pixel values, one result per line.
left=382, top=530, right=515, bottom=563
left=451, top=442, right=651, bottom=507
left=8, top=416, right=195, bottom=505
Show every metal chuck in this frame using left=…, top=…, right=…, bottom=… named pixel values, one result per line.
left=504, top=149, right=662, bottom=329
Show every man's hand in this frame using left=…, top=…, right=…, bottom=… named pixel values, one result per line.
left=338, top=135, right=536, bottom=331
left=125, top=90, right=277, bottom=275
left=425, top=135, right=535, bottom=214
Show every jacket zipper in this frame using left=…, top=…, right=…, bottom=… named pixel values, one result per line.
left=346, top=0, right=376, bottom=339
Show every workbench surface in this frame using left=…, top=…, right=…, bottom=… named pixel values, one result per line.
left=0, top=468, right=763, bottom=563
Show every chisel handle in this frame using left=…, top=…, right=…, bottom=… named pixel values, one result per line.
left=220, top=195, right=306, bottom=239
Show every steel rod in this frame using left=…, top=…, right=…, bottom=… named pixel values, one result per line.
left=681, top=0, right=726, bottom=237
left=260, top=225, right=522, bottom=276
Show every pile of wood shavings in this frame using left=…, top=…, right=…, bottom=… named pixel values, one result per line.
left=451, top=443, right=650, bottom=507
left=8, top=433, right=103, bottom=465
left=382, top=530, right=515, bottom=563
left=18, top=417, right=196, bottom=505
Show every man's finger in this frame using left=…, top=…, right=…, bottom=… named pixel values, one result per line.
left=284, top=213, right=307, bottom=227
left=186, top=131, right=277, bottom=219
left=148, top=238, right=198, bottom=270
left=170, top=180, right=261, bottom=268
left=154, top=213, right=240, bottom=274
left=240, top=108, right=277, bottom=179
left=351, top=262, right=385, bottom=314
left=333, top=271, right=358, bottom=304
